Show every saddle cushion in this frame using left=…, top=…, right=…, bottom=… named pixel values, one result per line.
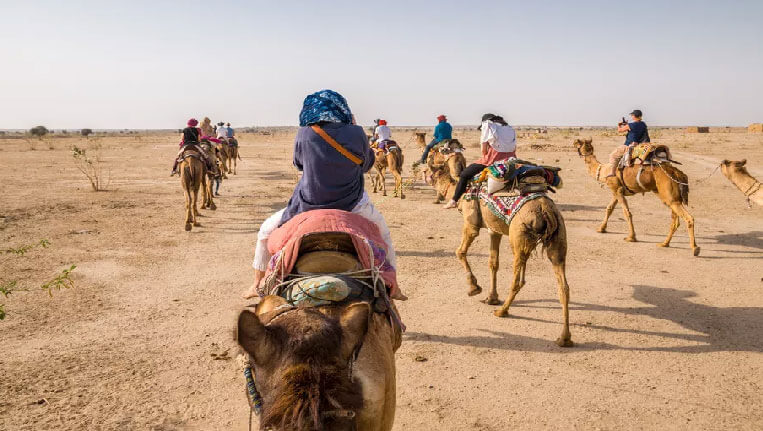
left=628, top=143, right=671, bottom=163
left=283, top=275, right=351, bottom=307
left=463, top=184, right=547, bottom=226
left=295, top=251, right=361, bottom=274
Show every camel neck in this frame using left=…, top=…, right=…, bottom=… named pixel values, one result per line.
left=729, top=171, right=760, bottom=195
left=582, top=154, right=604, bottom=182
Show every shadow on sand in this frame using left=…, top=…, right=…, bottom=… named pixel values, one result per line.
left=405, top=285, right=763, bottom=353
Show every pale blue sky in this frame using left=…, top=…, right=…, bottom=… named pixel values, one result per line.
left=1, top=0, right=762, bottom=128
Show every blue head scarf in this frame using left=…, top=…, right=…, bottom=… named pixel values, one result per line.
left=298, top=89, right=353, bottom=127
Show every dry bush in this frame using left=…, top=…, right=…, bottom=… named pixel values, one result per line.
left=71, top=140, right=110, bottom=191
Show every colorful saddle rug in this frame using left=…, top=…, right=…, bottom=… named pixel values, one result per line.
left=463, top=184, right=547, bottom=226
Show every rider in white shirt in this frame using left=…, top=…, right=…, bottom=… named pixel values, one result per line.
left=374, top=119, right=392, bottom=150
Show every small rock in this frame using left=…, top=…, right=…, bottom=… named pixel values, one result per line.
left=414, top=355, right=428, bottom=362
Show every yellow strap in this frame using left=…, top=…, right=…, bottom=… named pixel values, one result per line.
left=310, top=125, right=363, bottom=165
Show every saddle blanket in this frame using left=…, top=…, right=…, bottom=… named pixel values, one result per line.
left=463, top=185, right=547, bottom=226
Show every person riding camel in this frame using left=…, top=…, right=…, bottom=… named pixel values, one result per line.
left=373, top=119, right=392, bottom=151
left=170, top=118, right=212, bottom=175
left=200, top=117, right=214, bottom=137
left=242, top=89, right=404, bottom=300
left=225, top=122, right=238, bottom=146
left=608, top=109, right=650, bottom=177
left=443, top=113, right=517, bottom=209
left=216, top=122, right=229, bottom=142
left=416, top=114, right=452, bottom=165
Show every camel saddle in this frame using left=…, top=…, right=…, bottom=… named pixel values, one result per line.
left=435, top=139, right=464, bottom=154
left=625, top=143, right=674, bottom=165
left=279, top=232, right=390, bottom=313
left=476, top=158, right=562, bottom=195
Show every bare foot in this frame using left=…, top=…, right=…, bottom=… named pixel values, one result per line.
left=242, top=283, right=260, bottom=300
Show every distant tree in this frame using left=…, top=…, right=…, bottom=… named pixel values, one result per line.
left=29, top=126, right=49, bottom=138
left=81, top=128, right=93, bottom=137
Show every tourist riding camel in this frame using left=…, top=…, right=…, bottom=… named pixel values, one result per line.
left=374, top=119, right=392, bottom=147
left=443, top=113, right=517, bottom=209
left=417, top=114, right=452, bottom=165
left=200, top=117, right=214, bottom=137
left=609, top=109, right=651, bottom=177
left=170, top=118, right=212, bottom=176
left=371, top=120, right=405, bottom=199
left=242, top=89, right=405, bottom=301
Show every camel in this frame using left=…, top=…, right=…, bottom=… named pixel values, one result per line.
left=178, top=149, right=205, bottom=231
left=429, top=159, right=572, bottom=347
left=371, top=145, right=405, bottom=199
left=573, top=138, right=699, bottom=256
left=414, top=132, right=427, bottom=150
left=238, top=295, right=400, bottom=431
left=226, top=139, right=241, bottom=175
left=199, top=142, right=219, bottom=210
left=426, top=148, right=466, bottom=203
left=720, top=159, right=762, bottom=206
left=215, top=141, right=231, bottom=177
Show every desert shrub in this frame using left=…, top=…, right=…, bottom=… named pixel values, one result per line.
left=81, top=128, right=93, bottom=137
left=29, top=126, right=49, bottom=138
left=71, top=141, right=110, bottom=191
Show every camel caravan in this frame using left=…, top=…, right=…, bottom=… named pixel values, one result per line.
left=222, top=94, right=757, bottom=430
left=172, top=117, right=242, bottom=231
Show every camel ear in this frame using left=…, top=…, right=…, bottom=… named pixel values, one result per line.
left=740, top=159, right=747, bottom=166
left=338, top=302, right=370, bottom=361
left=721, top=159, right=730, bottom=165
left=255, top=295, right=289, bottom=316
left=585, top=138, right=592, bottom=144
left=238, top=309, right=279, bottom=365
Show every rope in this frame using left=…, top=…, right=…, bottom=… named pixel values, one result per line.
left=694, top=164, right=720, bottom=184
left=657, top=163, right=690, bottom=186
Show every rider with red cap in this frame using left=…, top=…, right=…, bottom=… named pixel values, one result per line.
left=374, top=119, right=392, bottom=151
left=170, top=118, right=211, bottom=175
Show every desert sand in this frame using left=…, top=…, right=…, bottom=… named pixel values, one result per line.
left=1, top=127, right=761, bottom=430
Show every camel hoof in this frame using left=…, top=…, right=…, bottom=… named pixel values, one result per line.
left=693, top=247, right=701, bottom=257
left=382, top=192, right=387, bottom=196
left=493, top=310, right=509, bottom=318
left=482, top=297, right=501, bottom=306
left=193, top=222, right=201, bottom=227
left=596, top=227, right=607, bottom=233
left=555, top=337, right=574, bottom=348
left=657, top=242, right=669, bottom=248
left=400, top=194, right=406, bottom=199
left=210, top=204, right=217, bottom=211
left=467, top=285, right=482, bottom=297
left=184, top=223, right=192, bottom=232
left=624, top=237, right=637, bottom=242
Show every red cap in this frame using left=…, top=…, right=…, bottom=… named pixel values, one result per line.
left=437, top=115, right=446, bottom=122
left=378, top=119, right=387, bottom=125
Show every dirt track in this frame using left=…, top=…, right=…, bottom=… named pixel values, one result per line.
left=1, top=128, right=762, bottom=430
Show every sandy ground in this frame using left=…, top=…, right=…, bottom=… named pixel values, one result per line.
left=1, top=128, right=762, bottom=430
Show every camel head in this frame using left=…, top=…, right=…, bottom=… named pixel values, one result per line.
left=573, top=138, right=594, bottom=157
left=720, top=159, right=748, bottom=179
left=238, top=297, right=369, bottom=431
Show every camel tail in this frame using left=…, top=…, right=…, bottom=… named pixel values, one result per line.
left=538, top=197, right=560, bottom=249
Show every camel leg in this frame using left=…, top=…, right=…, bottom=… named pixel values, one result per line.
left=207, top=177, right=216, bottom=210
left=543, top=233, right=573, bottom=347
left=192, top=186, right=201, bottom=227
left=597, top=196, right=618, bottom=233
left=393, top=169, right=404, bottom=199
left=456, top=223, right=481, bottom=297
left=232, top=151, right=237, bottom=175
left=483, top=231, right=502, bottom=305
left=670, top=203, right=700, bottom=256
left=494, top=241, right=531, bottom=318
left=617, top=192, right=637, bottom=242
left=658, top=210, right=680, bottom=248
left=183, top=187, right=192, bottom=231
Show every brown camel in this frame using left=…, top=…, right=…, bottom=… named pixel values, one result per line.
left=371, top=145, right=405, bottom=199
left=215, top=141, right=231, bottom=177
left=238, top=295, right=400, bottom=431
left=226, top=139, right=241, bottom=175
left=427, top=149, right=465, bottom=203
left=178, top=149, right=205, bottom=231
left=720, top=159, right=762, bottom=206
left=414, top=132, right=427, bottom=150
left=429, top=160, right=573, bottom=347
left=199, top=142, right=218, bottom=211
left=573, top=138, right=699, bottom=256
